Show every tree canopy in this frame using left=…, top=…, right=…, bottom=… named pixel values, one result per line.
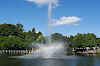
left=0, top=24, right=23, bottom=37
left=51, top=33, right=68, bottom=43
left=0, top=23, right=43, bottom=50
left=71, top=33, right=97, bottom=48
left=0, top=23, right=99, bottom=50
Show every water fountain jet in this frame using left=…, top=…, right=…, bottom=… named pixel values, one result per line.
left=47, top=0, right=52, bottom=45
left=19, top=0, right=66, bottom=59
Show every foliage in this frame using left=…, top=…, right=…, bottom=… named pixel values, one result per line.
left=16, top=23, right=23, bottom=29
left=0, top=23, right=99, bottom=50
left=24, top=29, right=42, bottom=41
left=0, top=36, right=34, bottom=50
left=34, top=32, right=43, bottom=40
left=96, top=39, right=100, bottom=46
left=36, top=35, right=45, bottom=43
left=71, top=33, right=97, bottom=48
left=24, top=30, right=33, bottom=39
left=0, top=24, right=24, bottom=38
left=0, top=23, right=43, bottom=50
left=51, top=33, right=68, bottom=43
left=0, top=36, right=23, bottom=50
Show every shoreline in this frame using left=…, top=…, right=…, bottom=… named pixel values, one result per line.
left=75, top=50, right=100, bottom=55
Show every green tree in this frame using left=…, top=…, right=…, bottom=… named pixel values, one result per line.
left=34, top=32, right=42, bottom=40
left=32, top=28, right=36, bottom=34
left=0, top=24, right=23, bottom=38
left=16, top=23, right=23, bottom=29
left=24, top=30, right=33, bottom=39
left=32, top=28, right=36, bottom=40
left=51, top=33, right=68, bottom=43
left=16, top=23, right=24, bottom=38
left=0, top=36, right=24, bottom=50
left=36, top=35, right=45, bottom=43
left=71, top=33, right=97, bottom=48
left=0, top=36, right=34, bottom=50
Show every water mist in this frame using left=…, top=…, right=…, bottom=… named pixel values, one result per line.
left=18, top=0, right=66, bottom=59
left=48, top=0, right=52, bottom=44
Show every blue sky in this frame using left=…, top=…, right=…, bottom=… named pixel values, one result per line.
left=0, top=0, right=100, bottom=37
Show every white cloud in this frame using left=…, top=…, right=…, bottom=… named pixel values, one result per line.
left=26, top=0, right=82, bottom=26
left=26, top=0, right=59, bottom=7
left=51, top=16, right=82, bottom=26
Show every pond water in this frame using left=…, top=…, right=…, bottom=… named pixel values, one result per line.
left=0, top=55, right=100, bottom=66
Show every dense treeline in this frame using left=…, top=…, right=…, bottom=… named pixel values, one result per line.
left=69, top=33, right=100, bottom=48
left=51, top=33, right=100, bottom=48
left=0, top=23, right=100, bottom=50
left=0, top=23, right=43, bottom=50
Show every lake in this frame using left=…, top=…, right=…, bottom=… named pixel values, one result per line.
left=0, top=55, right=100, bottom=66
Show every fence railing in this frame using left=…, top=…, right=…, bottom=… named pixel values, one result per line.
left=0, top=50, right=32, bottom=56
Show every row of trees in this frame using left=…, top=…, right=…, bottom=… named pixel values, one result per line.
left=0, top=23, right=43, bottom=39
left=50, top=33, right=100, bottom=49
left=0, top=23, right=100, bottom=50
left=0, top=23, right=70, bottom=50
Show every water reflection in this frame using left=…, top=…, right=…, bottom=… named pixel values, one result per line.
left=0, top=56, right=100, bottom=66
left=21, top=58, right=96, bottom=66
left=22, top=59, right=71, bottom=66
left=0, top=56, right=22, bottom=66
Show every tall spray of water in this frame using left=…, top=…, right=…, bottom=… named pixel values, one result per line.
left=48, top=0, right=52, bottom=44
left=18, top=0, right=66, bottom=59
